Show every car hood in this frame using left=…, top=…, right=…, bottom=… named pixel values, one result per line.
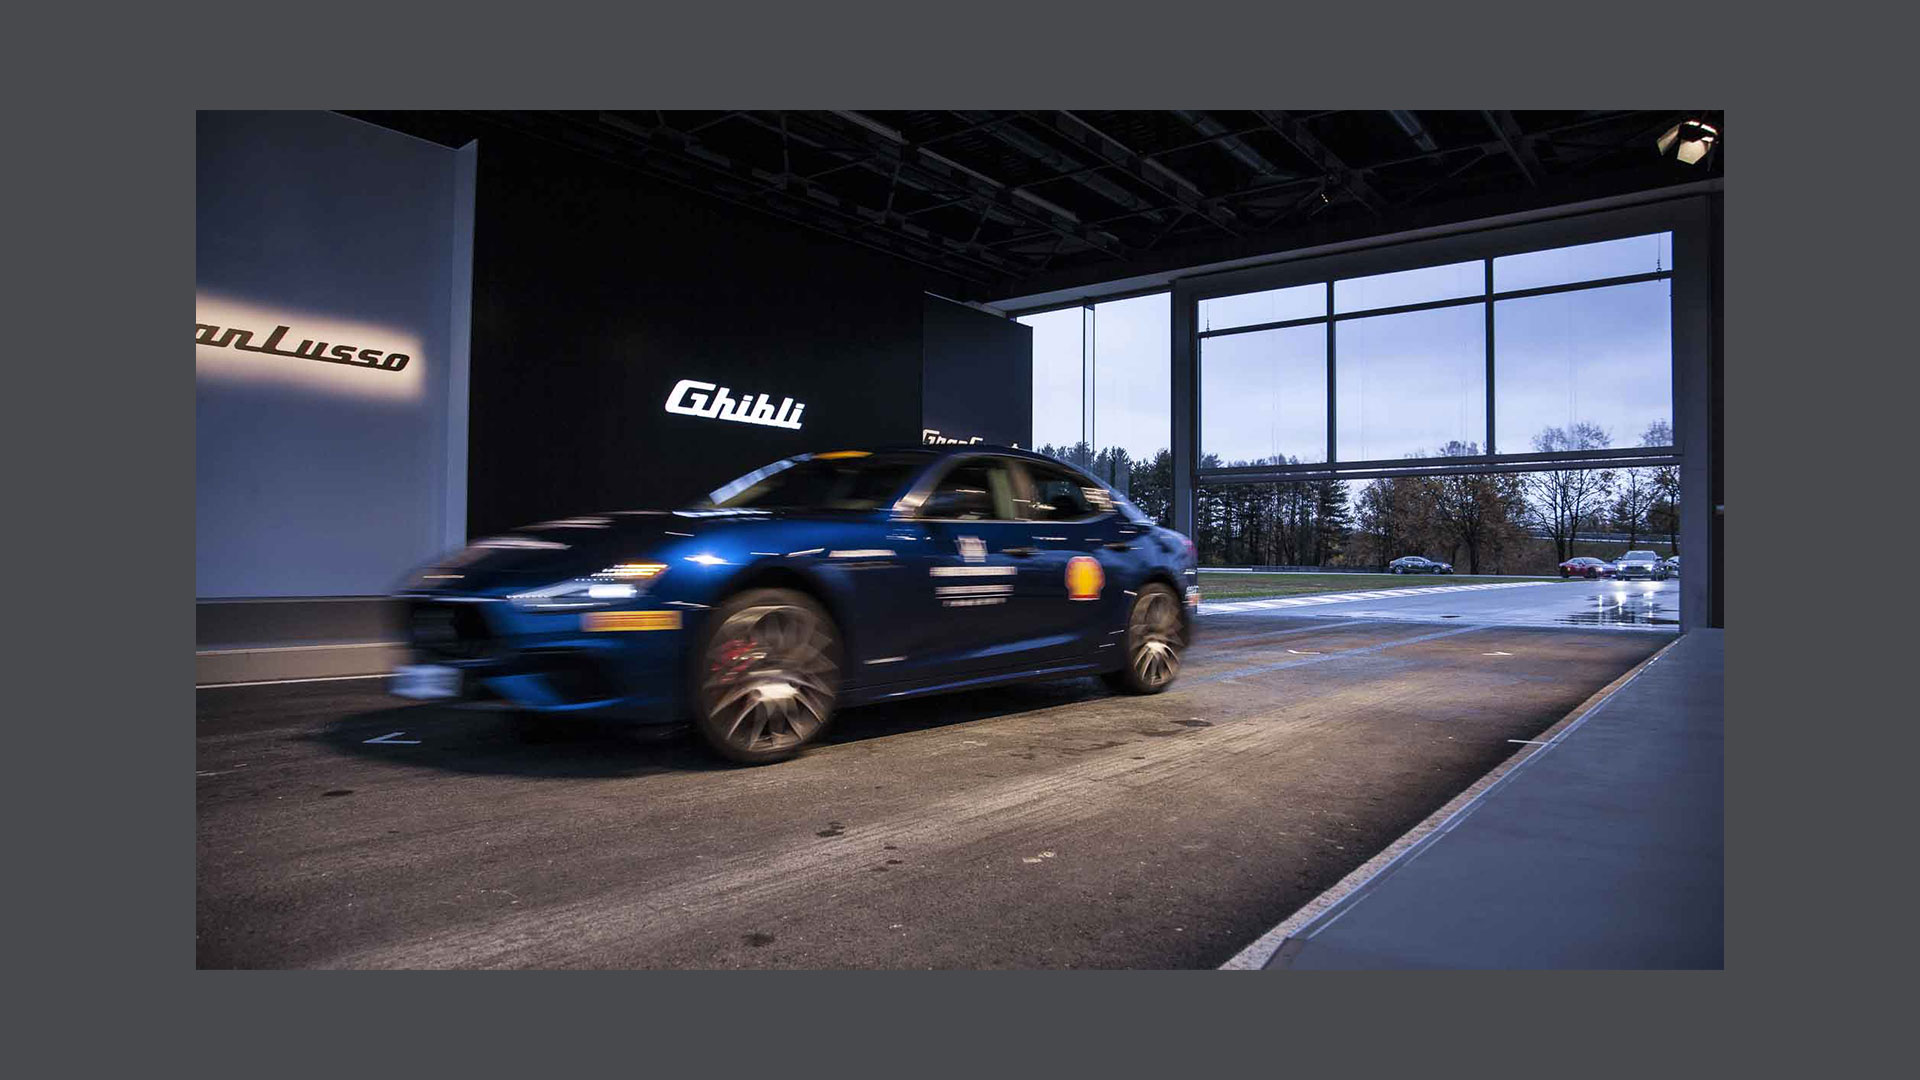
left=402, top=507, right=874, bottom=592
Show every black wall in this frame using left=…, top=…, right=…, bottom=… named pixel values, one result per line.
left=921, top=295, right=1033, bottom=448
left=388, top=118, right=974, bottom=536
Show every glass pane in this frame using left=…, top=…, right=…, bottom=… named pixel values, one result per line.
left=1091, top=293, right=1170, bottom=491
left=1336, top=304, right=1486, bottom=461
left=1023, top=462, right=1097, bottom=521
left=1201, top=324, right=1327, bottom=466
left=1495, top=232, right=1671, bottom=293
left=1494, top=278, right=1672, bottom=455
left=1016, top=307, right=1087, bottom=456
left=1198, top=282, right=1324, bottom=332
left=1334, top=259, right=1483, bottom=315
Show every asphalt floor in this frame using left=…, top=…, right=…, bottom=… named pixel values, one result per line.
left=197, top=596, right=1671, bottom=969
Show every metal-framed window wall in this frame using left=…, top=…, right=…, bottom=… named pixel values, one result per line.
left=1167, top=195, right=1715, bottom=628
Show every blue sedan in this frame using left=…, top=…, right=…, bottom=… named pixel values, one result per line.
left=392, top=446, right=1200, bottom=763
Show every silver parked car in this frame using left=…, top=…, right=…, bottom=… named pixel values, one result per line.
left=1614, top=550, right=1670, bottom=580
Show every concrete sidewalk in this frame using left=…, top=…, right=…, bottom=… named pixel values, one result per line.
left=1263, top=628, right=1723, bottom=969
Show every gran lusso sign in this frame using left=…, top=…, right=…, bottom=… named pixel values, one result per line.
left=664, top=378, right=805, bottom=431
left=196, top=322, right=411, bottom=372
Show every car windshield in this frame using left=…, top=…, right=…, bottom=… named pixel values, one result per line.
left=1624, top=551, right=1658, bottom=561
left=702, top=452, right=930, bottom=511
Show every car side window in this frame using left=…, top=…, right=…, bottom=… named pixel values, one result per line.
left=1020, top=462, right=1101, bottom=522
left=919, top=459, right=1019, bottom=521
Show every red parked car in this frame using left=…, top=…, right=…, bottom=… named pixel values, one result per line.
left=1559, top=556, right=1616, bottom=579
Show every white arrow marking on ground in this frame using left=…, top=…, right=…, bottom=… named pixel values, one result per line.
left=364, top=731, right=421, bottom=745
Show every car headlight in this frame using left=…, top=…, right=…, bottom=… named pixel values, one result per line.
left=509, top=562, right=668, bottom=611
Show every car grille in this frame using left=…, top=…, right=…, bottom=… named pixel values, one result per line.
left=406, top=600, right=496, bottom=661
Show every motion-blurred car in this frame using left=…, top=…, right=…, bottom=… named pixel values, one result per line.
left=391, top=446, right=1199, bottom=764
left=1663, top=556, right=1680, bottom=576
left=1388, top=556, right=1453, bottom=574
left=1613, top=550, right=1670, bottom=580
left=1559, top=556, right=1616, bottom=579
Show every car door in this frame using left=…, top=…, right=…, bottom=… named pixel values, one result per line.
left=888, top=455, right=1040, bottom=680
left=1010, top=459, right=1132, bottom=662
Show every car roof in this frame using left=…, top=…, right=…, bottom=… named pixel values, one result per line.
left=825, top=443, right=1070, bottom=466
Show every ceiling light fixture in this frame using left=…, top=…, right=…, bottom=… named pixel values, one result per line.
left=1656, top=118, right=1719, bottom=165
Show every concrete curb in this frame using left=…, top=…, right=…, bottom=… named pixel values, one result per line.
left=1218, top=633, right=1682, bottom=970
left=196, top=642, right=406, bottom=686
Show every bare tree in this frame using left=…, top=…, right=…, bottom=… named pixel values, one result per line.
left=1522, top=423, right=1616, bottom=562
left=1642, top=419, right=1680, bottom=554
left=1609, top=419, right=1674, bottom=548
left=1430, top=441, right=1526, bottom=574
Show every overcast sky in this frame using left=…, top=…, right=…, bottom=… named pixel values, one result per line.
left=1022, top=231, right=1674, bottom=464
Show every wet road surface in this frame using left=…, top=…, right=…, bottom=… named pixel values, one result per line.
left=197, top=612, right=1669, bottom=968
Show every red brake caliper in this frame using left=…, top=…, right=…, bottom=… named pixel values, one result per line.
left=710, top=638, right=760, bottom=684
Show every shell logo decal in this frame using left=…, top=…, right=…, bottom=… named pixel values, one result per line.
left=1066, top=555, right=1105, bottom=601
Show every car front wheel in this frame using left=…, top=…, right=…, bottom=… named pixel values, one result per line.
left=693, top=588, right=842, bottom=765
left=1104, top=583, right=1185, bottom=695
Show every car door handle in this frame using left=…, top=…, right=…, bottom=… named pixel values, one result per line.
left=1102, top=541, right=1134, bottom=552
left=1003, top=547, right=1038, bottom=557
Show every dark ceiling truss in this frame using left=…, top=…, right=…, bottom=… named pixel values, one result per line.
left=1481, top=110, right=1543, bottom=187
left=509, top=110, right=1025, bottom=285
left=1251, top=110, right=1389, bottom=216
left=380, top=110, right=1719, bottom=298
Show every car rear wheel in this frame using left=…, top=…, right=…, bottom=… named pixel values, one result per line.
left=693, top=589, right=841, bottom=765
left=1104, top=583, right=1185, bottom=695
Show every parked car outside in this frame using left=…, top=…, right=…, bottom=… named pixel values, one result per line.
left=1559, top=556, right=1616, bottom=579
left=1613, top=550, right=1670, bottom=580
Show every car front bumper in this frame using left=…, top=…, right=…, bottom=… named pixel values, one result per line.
left=392, top=595, right=694, bottom=723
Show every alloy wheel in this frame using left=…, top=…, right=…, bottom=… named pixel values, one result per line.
left=1129, top=588, right=1183, bottom=690
left=701, top=602, right=838, bottom=757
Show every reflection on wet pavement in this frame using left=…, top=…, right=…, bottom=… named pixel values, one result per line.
left=1558, top=583, right=1678, bottom=627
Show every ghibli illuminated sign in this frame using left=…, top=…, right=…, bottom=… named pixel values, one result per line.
left=195, top=321, right=410, bottom=372
left=664, top=378, right=805, bottom=431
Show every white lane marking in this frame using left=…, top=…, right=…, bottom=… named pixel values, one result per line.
left=1506, top=738, right=1551, bottom=745
left=1201, top=580, right=1558, bottom=614
left=364, top=731, right=422, bottom=745
left=196, top=673, right=390, bottom=689
left=1286, top=649, right=1321, bottom=655
left=1483, top=651, right=1514, bottom=656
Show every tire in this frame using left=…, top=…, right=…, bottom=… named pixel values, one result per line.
left=691, top=588, right=842, bottom=765
left=1103, top=583, right=1186, bottom=695
left=1392, top=566, right=1404, bottom=574
left=504, top=711, right=567, bottom=743
left=1586, top=569, right=1598, bottom=579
